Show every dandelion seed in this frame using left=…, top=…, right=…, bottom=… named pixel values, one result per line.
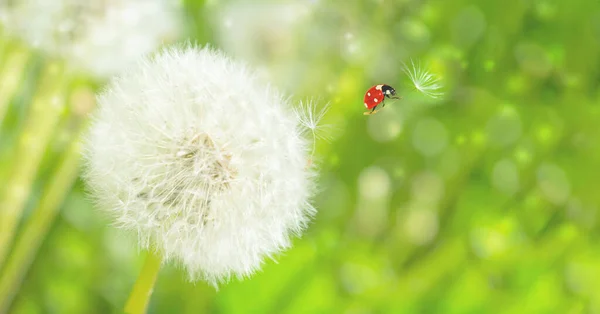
left=293, top=101, right=331, bottom=167
left=294, top=101, right=331, bottom=141
left=83, top=44, right=318, bottom=286
left=402, top=59, right=444, bottom=99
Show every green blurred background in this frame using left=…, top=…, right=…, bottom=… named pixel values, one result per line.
left=1, top=0, right=600, bottom=313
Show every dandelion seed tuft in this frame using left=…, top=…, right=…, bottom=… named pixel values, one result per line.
left=294, top=101, right=332, bottom=142
left=293, top=101, right=331, bottom=167
left=402, top=59, right=444, bottom=99
left=83, top=44, right=318, bottom=286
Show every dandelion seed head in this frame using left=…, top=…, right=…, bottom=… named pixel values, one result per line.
left=83, top=45, right=318, bottom=286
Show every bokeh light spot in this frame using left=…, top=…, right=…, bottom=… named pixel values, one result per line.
left=536, top=125, right=554, bottom=144
left=514, top=145, right=534, bottom=166
left=451, top=6, right=486, bottom=48
left=412, top=117, right=449, bottom=157
left=566, top=198, right=597, bottom=229
left=438, top=148, right=461, bottom=178
left=340, top=262, right=378, bottom=295
left=537, top=163, right=571, bottom=205
left=491, top=159, right=519, bottom=196
left=472, top=229, right=506, bottom=259
left=411, top=171, right=445, bottom=204
left=367, top=109, right=403, bottom=142
left=358, top=166, right=391, bottom=200
left=486, top=108, right=522, bottom=147
left=484, top=60, right=495, bottom=72
left=404, top=208, right=439, bottom=246
left=515, top=41, right=553, bottom=78
left=470, top=130, right=486, bottom=146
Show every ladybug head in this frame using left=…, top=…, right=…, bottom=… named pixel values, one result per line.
left=382, top=85, right=400, bottom=99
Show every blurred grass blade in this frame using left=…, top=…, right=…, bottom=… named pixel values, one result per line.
left=0, top=136, right=82, bottom=313
left=0, top=87, right=94, bottom=312
left=0, top=62, right=66, bottom=269
left=0, top=43, right=29, bottom=125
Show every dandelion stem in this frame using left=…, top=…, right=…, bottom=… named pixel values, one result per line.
left=124, top=251, right=162, bottom=314
left=0, top=62, right=66, bottom=269
left=0, top=137, right=82, bottom=313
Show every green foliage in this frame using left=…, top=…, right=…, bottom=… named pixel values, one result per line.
left=1, top=0, right=599, bottom=313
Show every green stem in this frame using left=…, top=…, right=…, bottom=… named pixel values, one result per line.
left=124, top=251, right=163, bottom=314
left=0, top=27, right=6, bottom=64
left=0, top=138, right=82, bottom=313
left=0, top=85, right=95, bottom=312
left=0, top=43, right=29, bottom=125
left=0, top=62, right=66, bottom=269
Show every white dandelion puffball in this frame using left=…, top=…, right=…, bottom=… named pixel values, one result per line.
left=1, top=0, right=180, bottom=77
left=83, top=45, right=317, bottom=285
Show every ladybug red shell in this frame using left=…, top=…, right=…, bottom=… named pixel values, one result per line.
left=363, top=84, right=400, bottom=115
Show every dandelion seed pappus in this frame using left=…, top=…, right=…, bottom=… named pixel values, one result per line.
left=363, top=84, right=401, bottom=115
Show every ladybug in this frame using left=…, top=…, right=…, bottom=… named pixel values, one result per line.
left=363, top=84, right=400, bottom=115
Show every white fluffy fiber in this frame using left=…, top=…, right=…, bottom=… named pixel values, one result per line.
left=83, top=45, right=317, bottom=286
left=0, top=0, right=180, bottom=77
left=402, top=59, right=444, bottom=99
